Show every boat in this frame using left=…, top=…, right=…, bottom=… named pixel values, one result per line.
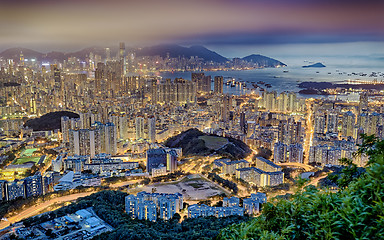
left=283, top=70, right=289, bottom=73
left=257, top=81, right=265, bottom=84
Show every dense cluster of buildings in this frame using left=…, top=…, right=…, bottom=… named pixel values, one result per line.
left=214, top=157, right=284, bottom=187
left=60, top=153, right=139, bottom=174
left=188, top=193, right=267, bottom=218
left=0, top=172, right=54, bottom=201
left=125, top=191, right=183, bottom=222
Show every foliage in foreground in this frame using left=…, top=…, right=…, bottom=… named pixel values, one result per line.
left=218, top=135, right=384, bottom=239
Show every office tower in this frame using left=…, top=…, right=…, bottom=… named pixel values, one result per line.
left=146, top=148, right=177, bottom=173
left=326, top=111, right=338, bottom=133
left=119, top=42, right=126, bottom=75
left=214, top=76, right=223, bottom=94
left=359, top=92, right=369, bottom=113
left=342, top=111, right=355, bottom=138
left=288, top=143, right=303, bottom=163
left=19, top=51, right=24, bottom=66
left=148, top=116, right=156, bottom=143
left=104, top=122, right=117, bottom=155
left=119, top=42, right=125, bottom=62
left=94, top=63, right=105, bottom=94
left=240, top=112, right=247, bottom=134
left=135, top=116, right=145, bottom=140
left=54, top=67, right=61, bottom=88
left=274, top=142, right=287, bottom=163
left=24, top=173, right=43, bottom=198
left=105, top=47, right=111, bottom=61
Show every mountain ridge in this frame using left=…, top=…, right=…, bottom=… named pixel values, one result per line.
left=0, top=45, right=286, bottom=67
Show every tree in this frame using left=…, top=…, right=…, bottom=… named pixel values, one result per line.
left=218, top=135, right=384, bottom=239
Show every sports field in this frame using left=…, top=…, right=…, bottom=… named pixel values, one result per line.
left=13, top=156, right=40, bottom=165
left=21, top=148, right=38, bottom=157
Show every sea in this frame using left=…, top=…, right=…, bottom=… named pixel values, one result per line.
left=152, top=42, right=384, bottom=102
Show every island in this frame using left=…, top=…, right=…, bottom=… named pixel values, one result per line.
left=302, top=62, right=326, bottom=68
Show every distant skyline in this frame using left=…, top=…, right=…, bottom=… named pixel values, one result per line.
left=0, top=0, right=383, bottom=52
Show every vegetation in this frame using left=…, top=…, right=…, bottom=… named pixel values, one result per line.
left=218, top=135, right=384, bottom=239
left=24, top=111, right=79, bottom=131
left=207, top=173, right=238, bottom=194
left=254, top=147, right=272, bottom=160
left=165, top=128, right=251, bottom=159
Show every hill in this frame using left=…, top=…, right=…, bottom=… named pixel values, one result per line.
left=164, top=128, right=251, bottom=159
left=242, top=54, right=286, bottom=67
left=302, top=62, right=326, bottom=68
left=218, top=135, right=384, bottom=239
left=135, top=44, right=229, bottom=63
left=0, top=48, right=43, bottom=62
left=24, top=111, right=79, bottom=131
left=0, top=46, right=286, bottom=68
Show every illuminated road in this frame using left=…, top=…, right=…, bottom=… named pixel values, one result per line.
left=278, top=162, right=314, bottom=172
left=304, top=99, right=315, bottom=164
left=0, top=191, right=96, bottom=230
left=109, top=179, right=140, bottom=188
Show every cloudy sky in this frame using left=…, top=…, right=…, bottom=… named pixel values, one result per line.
left=0, top=0, right=383, bottom=52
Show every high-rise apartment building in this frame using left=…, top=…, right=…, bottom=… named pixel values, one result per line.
left=148, top=116, right=156, bottom=143
left=214, top=76, right=223, bottom=94
left=135, top=116, right=145, bottom=140
left=273, top=142, right=287, bottom=163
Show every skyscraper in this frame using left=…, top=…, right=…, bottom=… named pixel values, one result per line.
left=119, top=42, right=126, bottom=75
left=359, top=92, right=369, bottom=113
left=288, top=143, right=303, bottom=163
left=105, top=47, right=111, bottom=61
left=214, top=76, right=223, bottom=94
left=342, top=111, right=355, bottom=138
left=135, top=116, right=145, bottom=140
left=240, top=112, right=247, bottom=134
left=274, top=142, right=287, bottom=163
left=148, top=116, right=156, bottom=143
left=192, top=72, right=211, bottom=93
left=104, top=122, right=117, bottom=155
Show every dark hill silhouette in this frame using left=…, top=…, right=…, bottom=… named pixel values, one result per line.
left=242, top=54, right=286, bottom=67
left=135, top=44, right=229, bottom=63
left=164, top=128, right=251, bottom=159
left=24, top=111, right=79, bottom=131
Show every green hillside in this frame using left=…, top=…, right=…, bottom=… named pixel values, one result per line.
left=218, top=135, right=384, bottom=239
